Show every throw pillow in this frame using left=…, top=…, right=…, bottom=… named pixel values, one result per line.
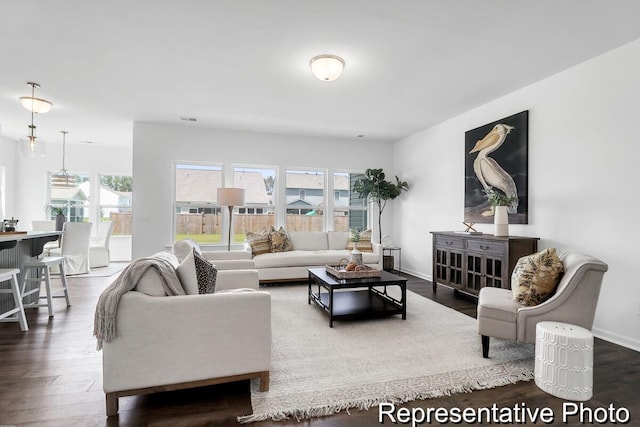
left=193, top=250, right=217, bottom=294
left=246, top=227, right=271, bottom=256
left=347, top=229, right=373, bottom=252
left=511, top=248, right=564, bottom=306
left=269, top=226, right=293, bottom=253
left=176, top=248, right=198, bottom=295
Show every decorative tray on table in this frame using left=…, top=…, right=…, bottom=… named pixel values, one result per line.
left=325, top=259, right=382, bottom=279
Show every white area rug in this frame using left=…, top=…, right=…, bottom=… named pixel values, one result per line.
left=238, top=284, right=534, bottom=423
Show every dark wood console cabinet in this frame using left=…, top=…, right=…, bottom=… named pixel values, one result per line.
left=431, top=231, right=539, bottom=297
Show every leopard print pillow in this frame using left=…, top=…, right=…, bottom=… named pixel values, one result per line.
left=511, top=248, right=564, bottom=306
left=193, top=250, right=217, bottom=294
left=269, top=226, right=293, bottom=253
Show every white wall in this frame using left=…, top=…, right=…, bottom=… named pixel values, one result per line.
left=393, top=38, right=640, bottom=351
left=0, top=138, right=19, bottom=220
left=132, top=123, right=395, bottom=258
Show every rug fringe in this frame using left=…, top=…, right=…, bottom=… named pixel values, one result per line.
left=237, top=368, right=535, bottom=424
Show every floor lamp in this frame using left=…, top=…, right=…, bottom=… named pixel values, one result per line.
left=217, top=188, right=245, bottom=251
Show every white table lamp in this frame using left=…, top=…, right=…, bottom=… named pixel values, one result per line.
left=217, top=188, right=245, bottom=251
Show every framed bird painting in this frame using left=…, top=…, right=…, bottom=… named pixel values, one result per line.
left=464, top=110, right=529, bottom=224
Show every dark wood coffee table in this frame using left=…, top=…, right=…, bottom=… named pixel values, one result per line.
left=307, top=267, right=407, bottom=327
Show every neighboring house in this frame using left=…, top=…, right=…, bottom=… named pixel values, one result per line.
left=50, top=186, right=88, bottom=223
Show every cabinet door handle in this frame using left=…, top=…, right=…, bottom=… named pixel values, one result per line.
left=480, top=245, right=490, bottom=250
left=445, top=241, right=453, bottom=246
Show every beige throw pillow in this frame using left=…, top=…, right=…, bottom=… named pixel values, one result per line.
left=269, top=226, right=293, bottom=253
left=246, top=227, right=270, bottom=256
left=511, top=248, right=564, bottom=306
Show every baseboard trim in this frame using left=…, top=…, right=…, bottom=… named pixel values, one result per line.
left=592, top=327, right=640, bottom=352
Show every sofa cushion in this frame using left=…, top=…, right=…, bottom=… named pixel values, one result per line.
left=347, top=229, right=373, bottom=252
left=252, top=249, right=378, bottom=269
left=176, top=249, right=198, bottom=295
left=246, top=228, right=271, bottom=256
left=511, top=248, right=564, bottom=306
left=327, top=231, right=349, bottom=250
left=194, top=251, right=217, bottom=294
left=269, top=226, right=293, bottom=252
left=288, top=231, right=328, bottom=251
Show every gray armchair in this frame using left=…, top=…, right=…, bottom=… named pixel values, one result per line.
left=477, top=251, right=608, bottom=358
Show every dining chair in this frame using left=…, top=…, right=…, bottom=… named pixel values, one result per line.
left=48, top=222, right=93, bottom=275
left=90, top=221, right=114, bottom=268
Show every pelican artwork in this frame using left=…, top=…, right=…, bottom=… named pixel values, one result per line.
left=469, top=124, right=519, bottom=215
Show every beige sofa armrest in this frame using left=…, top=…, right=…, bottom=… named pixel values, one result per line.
left=216, top=269, right=259, bottom=291
left=202, top=249, right=252, bottom=261
left=102, top=290, right=271, bottom=393
left=371, top=242, right=383, bottom=269
left=210, top=259, right=256, bottom=271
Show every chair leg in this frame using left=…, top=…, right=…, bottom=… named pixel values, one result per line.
left=482, top=335, right=490, bottom=358
left=10, top=274, right=28, bottom=331
left=59, top=262, right=71, bottom=307
left=43, top=267, right=54, bottom=317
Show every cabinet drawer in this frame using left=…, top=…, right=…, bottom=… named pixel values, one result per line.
left=434, top=235, right=464, bottom=249
left=466, top=240, right=506, bottom=255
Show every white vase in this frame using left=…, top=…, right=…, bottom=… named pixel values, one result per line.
left=494, top=205, right=509, bottom=237
left=350, top=245, right=363, bottom=265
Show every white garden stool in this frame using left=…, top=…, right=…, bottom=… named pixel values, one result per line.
left=0, top=268, right=29, bottom=331
left=535, top=321, right=594, bottom=401
left=21, top=257, right=71, bottom=317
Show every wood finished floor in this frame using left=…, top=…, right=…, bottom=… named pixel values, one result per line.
left=0, top=273, right=638, bottom=426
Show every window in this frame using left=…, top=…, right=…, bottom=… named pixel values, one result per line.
left=98, top=175, right=133, bottom=236
left=174, top=163, right=223, bottom=244
left=49, top=173, right=91, bottom=222
left=233, top=166, right=276, bottom=242
left=333, top=172, right=367, bottom=232
left=285, top=169, right=325, bottom=232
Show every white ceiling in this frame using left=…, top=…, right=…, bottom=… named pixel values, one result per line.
left=2, top=1, right=640, bottom=148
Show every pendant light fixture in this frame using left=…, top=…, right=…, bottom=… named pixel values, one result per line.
left=20, top=81, right=53, bottom=113
left=310, top=54, right=345, bottom=81
left=51, top=131, right=77, bottom=188
left=18, top=82, right=51, bottom=157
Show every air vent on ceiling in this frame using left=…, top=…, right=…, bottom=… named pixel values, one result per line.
left=179, top=116, right=197, bottom=122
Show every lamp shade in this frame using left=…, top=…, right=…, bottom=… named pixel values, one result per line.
left=310, top=54, right=345, bottom=81
left=217, top=188, right=245, bottom=207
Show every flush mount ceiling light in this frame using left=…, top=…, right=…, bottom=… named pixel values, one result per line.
left=50, top=130, right=77, bottom=188
left=20, top=81, right=53, bottom=113
left=310, top=54, right=345, bottom=81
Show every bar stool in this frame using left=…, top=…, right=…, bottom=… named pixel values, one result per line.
left=0, top=268, right=29, bottom=331
left=21, top=257, right=71, bottom=317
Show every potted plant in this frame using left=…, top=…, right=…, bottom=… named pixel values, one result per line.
left=353, top=168, right=409, bottom=245
left=45, top=202, right=71, bottom=231
left=349, top=228, right=363, bottom=265
left=483, top=187, right=516, bottom=237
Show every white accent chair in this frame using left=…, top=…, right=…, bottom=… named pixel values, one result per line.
left=48, top=222, right=93, bottom=275
left=89, top=221, right=114, bottom=268
left=477, top=251, right=608, bottom=358
left=102, top=264, right=270, bottom=416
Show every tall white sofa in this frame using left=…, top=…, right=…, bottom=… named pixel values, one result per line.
left=101, top=257, right=271, bottom=416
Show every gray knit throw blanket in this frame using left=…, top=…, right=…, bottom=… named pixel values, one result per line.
left=93, top=252, right=185, bottom=350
